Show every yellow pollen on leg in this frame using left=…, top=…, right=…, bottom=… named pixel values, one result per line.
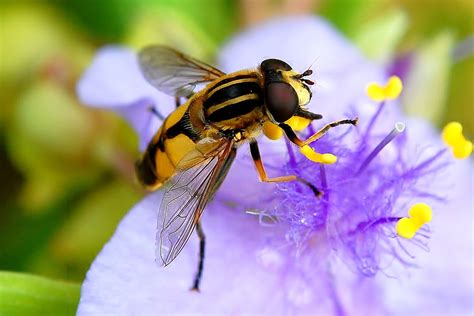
left=286, top=116, right=311, bottom=131
left=263, top=117, right=311, bottom=141
left=300, top=145, right=337, bottom=164
left=396, top=203, right=432, bottom=239
left=442, top=122, right=473, bottom=159
left=263, top=121, right=283, bottom=140
left=366, top=75, right=403, bottom=102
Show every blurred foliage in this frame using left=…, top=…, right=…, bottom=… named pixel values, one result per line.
left=0, top=0, right=472, bottom=313
left=353, top=10, right=408, bottom=63
left=446, top=53, right=474, bottom=131
left=51, top=0, right=141, bottom=41
left=402, top=31, right=455, bottom=123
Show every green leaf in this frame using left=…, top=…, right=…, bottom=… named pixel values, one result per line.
left=402, top=31, right=455, bottom=123
left=354, top=10, right=408, bottom=63
left=0, top=271, right=80, bottom=316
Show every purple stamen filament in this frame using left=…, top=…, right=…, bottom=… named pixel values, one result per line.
left=357, top=122, right=406, bottom=174
left=348, top=216, right=401, bottom=237
left=362, top=101, right=385, bottom=142
left=319, top=164, right=327, bottom=189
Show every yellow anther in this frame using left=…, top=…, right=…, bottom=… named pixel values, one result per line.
left=263, top=121, right=283, bottom=140
left=384, top=76, right=403, bottom=100
left=396, top=203, right=432, bottom=239
left=395, top=218, right=417, bottom=239
left=442, top=122, right=472, bottom=159
left=367, top=75, right=403, bottom=102
left=300, top=145, right=337, bottom=164
left=286, top=116, right=311, bottom=132
left=408, top=202, right=432, bottom=225
left=453, top=141, right=473, bottom=159
left=442, top=122, right=463, bottom=146
left=367, top=84, right=385, bottom=102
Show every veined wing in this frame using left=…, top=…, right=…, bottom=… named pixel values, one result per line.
left=156, top=138, right=235, bottom=266
left=139, top=45, right=226, bottom=98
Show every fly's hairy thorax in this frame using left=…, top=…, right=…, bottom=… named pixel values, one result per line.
left=200, top=70, right=266, bottom=137
left=136, top=70, right=268, bottom=190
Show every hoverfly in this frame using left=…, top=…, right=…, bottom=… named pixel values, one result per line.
left=135, top=46, right=357, bottom=291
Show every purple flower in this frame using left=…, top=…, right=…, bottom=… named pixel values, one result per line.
left=76, top=16, right=473, bottom=315
left=77, top=46, right=175, bottom=151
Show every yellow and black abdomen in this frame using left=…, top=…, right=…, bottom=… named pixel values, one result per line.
left=203, top=73, right=264, bottom=130
left=135, top=102, right=200, bottom=190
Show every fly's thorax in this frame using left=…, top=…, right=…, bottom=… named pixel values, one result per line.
left=201, top=70, right=265, bottom=131
left=241, top=121, right=265, bottom=140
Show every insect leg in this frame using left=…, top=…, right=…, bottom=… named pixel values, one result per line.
left=175, top=96, right=181, bottom=108
left=279, top=118, right=358, bottom=146
left=149, top=106, right=165, bottom=121
left=249, top=140, right=321, bottom=196
left=250, top=140, right=296, bottom=182
left=294, top=108, right=323, bottom=121
left=176, top=93, right=195, bottom=108
left=191, top=220, right=205, bottom=292
left=190, top=147, right=236, bottom=292
left=210, top=147, right=237, bottom=197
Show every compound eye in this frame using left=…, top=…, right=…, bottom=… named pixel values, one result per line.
left=261, top=59, right=292, bottom=72
left=265, top=82, right=298, bottom=123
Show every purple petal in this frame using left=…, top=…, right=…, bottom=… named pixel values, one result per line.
left=77, top=46, right=155, bottom=107
left=78, top=192, right=385, bottom=315
left=77, top=46, right=175, bottom=150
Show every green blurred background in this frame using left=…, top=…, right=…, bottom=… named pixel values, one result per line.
left=0, top=0, right=473, bottom=314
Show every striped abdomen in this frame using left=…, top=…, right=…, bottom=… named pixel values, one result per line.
left=203, top=73, right=263, bottom=129
left=135, top=103, right=199, bottom=190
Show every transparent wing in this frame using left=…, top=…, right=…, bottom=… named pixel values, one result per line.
left=156, top=138, right=234, bottom=266
left=139, top=45, right=226, bottom=98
